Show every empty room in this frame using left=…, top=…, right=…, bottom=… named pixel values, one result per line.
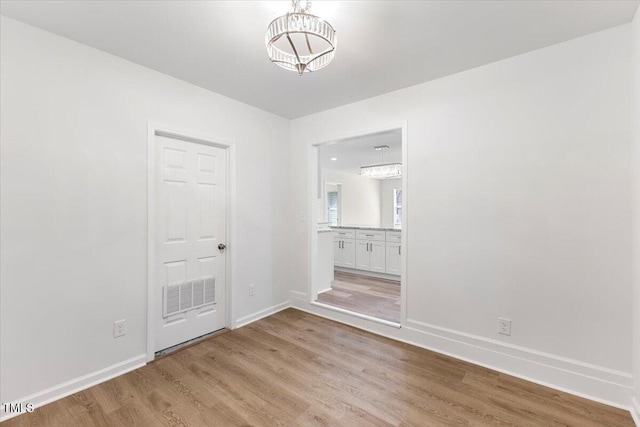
left=1, top=1, right=640, bottom=426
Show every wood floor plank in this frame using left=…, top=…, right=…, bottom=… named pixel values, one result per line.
left=3, top=308, right=633, bottom=427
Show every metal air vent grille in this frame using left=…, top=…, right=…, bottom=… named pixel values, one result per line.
left=163, top=277, right=215, bottom=318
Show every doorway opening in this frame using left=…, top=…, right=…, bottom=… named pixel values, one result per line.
left=309, top=124, right=407, bottom=326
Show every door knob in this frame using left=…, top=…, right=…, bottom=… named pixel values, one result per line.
left=218, top=243, right=226, bottom=250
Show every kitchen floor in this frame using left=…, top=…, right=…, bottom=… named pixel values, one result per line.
left=316, top=271, right=400, bottom=323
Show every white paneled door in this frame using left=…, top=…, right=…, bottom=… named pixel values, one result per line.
left=154, top=135, right=226, bottom=352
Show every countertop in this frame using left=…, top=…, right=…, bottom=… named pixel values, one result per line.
left=330, top=225, right=401, bottom=232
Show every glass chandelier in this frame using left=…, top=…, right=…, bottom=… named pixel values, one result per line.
left=360, top=145, right=402, bottom=179
left=266, top=0, right=337, bottom=75
left=360, top=164, right=402, bottom=179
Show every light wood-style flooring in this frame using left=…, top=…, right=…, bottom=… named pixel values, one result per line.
left=316, top=271, right=401, bottom=323
left=4, top=309, right=633, bottom=426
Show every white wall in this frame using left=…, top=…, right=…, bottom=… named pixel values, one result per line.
left=0, top=16, right=290, bottom=413
left=631, top=7, right=640, bottom=425
left=380, top=178, right=402, bottom=228
left=290, top=25, right=634, bottom=406
left=321, top=169, right=381, bottom=227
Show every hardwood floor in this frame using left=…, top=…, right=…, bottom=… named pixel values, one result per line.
left=4, top=309, right=633, bottom=426
left=316, top=271, right=401, bottom=323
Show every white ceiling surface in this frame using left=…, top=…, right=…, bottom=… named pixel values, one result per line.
left=319, top=129, right=402, bottom=175
left=1, top=1, right=638, bottom=119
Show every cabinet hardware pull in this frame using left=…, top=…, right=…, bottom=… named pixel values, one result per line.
left=399, top=246, right=401, bottom=255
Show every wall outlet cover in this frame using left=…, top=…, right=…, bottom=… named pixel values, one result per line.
left=114, top=319, right=126, bottom=338
left=498, top=318, right=511, bottom=336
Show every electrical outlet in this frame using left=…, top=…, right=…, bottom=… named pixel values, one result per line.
left=498, top=318, right=511, bottom=336
left=114, top=319, right=126, bottom=338
left=249, top=284, right=256, bottom=296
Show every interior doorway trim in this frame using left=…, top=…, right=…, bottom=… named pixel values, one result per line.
left=307, top=121, right=408, bottom=327
left=146, top=122, right=237, bottom=362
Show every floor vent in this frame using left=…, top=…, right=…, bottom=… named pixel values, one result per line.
left=164, top=277, right=215, bottom=317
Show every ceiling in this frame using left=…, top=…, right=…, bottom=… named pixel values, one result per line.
left=1, top=1, right=638, bottom=119
left=319, top=129, right=402, bottom=176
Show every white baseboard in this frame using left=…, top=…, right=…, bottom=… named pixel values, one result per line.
left=631, top=397, right=640, bottom=426
left=0, top=354, right=146, bottom=422
left=311, top=301, right=400, bottom=328
left=316, top=287, right=333, bottom=295
left=403, top=318, right=633, bottom=410
left=290, top=295, right=633, bottom=410
left=234, top=300, right=291, bottom=328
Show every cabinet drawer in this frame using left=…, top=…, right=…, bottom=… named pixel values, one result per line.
left=333, top=229, right=355, bottom=239
left=386, top=231, right=401, bottom=242
left=356, top=230, right=385, bottom=241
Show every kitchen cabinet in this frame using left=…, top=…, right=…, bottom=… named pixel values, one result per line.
left=385, top=231, right=402, bottom=275
left=332, top=227, right=401, bottom=276
left=385, top=242, right=401, bottom=275
left=334, top=236, right=355, bottom=268
left=354, top=229, right=386, bottom=272
left=355, top=240, right=385, bottom=273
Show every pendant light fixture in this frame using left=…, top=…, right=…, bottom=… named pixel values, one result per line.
left=360, top=145, right=402, bottom=179
left=266, top=0, right=337, bottom=75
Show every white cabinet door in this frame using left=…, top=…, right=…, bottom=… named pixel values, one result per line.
left=355, top=241, right=370, bottom=270
left=386, top=242, right=401, bottom=275
left=342, top=239, right=356, bottom=268
left=355, top=240, right=384, bottom=272
left=333, top=238, right=343, bottom=266
left=370, top=241, right=385, bottom=273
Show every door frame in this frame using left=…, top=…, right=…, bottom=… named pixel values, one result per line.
left=146, top=122, right=236, bottom=362
left=307, top=121, right=408, bottom=327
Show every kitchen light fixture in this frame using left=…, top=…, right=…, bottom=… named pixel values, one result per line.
left=266, top=0, right=337, bottom=75
left=360, top=145, right=402, bottom=179
left=360, top=163, right=402, bottom=179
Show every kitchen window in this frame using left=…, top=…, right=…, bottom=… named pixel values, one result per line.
left=328, top=191, right=338, bottom=226
left=394, top=189, right=402, bottom=226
